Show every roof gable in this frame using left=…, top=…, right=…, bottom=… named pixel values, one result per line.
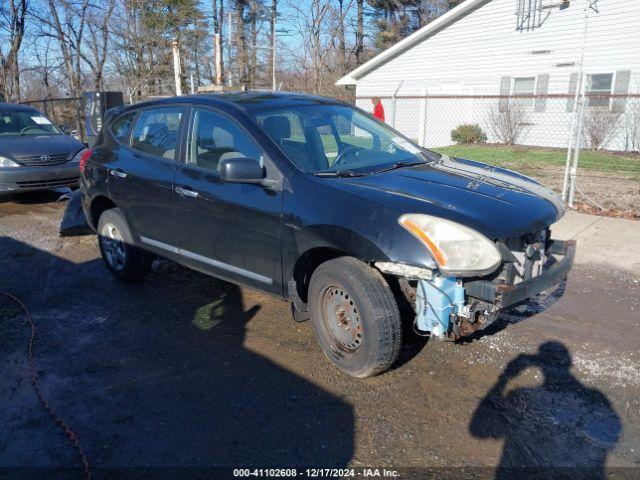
left=336, top=0, right=492, bottom=86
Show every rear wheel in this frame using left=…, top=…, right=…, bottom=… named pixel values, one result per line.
left=308, top=257, right=401, bottom=378
left=97, top=208, right=150, bottom=282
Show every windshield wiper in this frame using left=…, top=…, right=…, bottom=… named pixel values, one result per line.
left=371, top=161, right=425, bottom=174
left=314, top=170, right=366, bottom=178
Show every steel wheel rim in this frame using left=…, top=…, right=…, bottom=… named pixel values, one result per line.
left=320, top=285, right=363, bottom=352
left=100, top=223, right=126, bottom=271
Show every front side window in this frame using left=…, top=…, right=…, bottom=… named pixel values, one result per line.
left=131, top=108, right=183, bottom=160
left=187, top=109, right=261, bottom=173
left=0, top=110, right=61, bottom=136
left=512, top=77, right=535, bottom=110
left=253, top=104, right=435, bottom=174
left=587, top=73, right=613, bottom=107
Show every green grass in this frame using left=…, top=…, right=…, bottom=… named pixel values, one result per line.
left=435, top=144, right=640, bottom=176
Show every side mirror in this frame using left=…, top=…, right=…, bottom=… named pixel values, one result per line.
left=219, top=157, right=265, bottom=184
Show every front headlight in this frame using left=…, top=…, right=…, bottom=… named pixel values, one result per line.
left=69, top=148, right=87, bottom=164
left=399, top=213, right=502, bottom=275
left=0, top=156, right=20, bottom=168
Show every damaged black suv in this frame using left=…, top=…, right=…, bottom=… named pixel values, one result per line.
left=79, top=92, right=575, bottom=377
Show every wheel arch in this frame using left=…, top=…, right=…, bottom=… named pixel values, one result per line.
left=89, top=195, right=117, bottom=230
left=288, top=225, right=389, bottom=304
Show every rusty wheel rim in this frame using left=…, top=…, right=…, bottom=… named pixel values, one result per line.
left=320, top=285, right=362, bottom=352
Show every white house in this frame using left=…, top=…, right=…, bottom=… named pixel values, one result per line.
left=336, top=0, right=640, bottom=151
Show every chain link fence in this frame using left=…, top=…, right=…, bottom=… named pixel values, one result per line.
left=356, top=91, right=640, bottom=152
left=355, top=82, right=640, bottom=216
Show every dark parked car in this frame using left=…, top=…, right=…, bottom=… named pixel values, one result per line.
left=0, top=103, right=86, bottom=194
left=79, top=92, right=575, bottom=377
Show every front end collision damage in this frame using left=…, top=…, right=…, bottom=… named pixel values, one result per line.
left=375, top=236, right=576, bottom=340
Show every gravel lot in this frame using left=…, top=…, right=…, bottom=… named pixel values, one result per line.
left=1, top=191, right=639, bottom=479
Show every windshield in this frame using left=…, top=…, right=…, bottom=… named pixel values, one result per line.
left=0, top=110, right=62, bottom=136
left=252, top=104, right=438, bottom=174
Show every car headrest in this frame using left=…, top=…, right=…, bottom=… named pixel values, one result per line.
left=212, top=126, right=234, bottom=149
left=262, top=115, right=291, bottom=141
left=144, top=122, right=169, bottom=142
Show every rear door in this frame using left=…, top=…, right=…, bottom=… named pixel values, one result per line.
left=171, top=107, right=283, bottom=293
left=107, top=106, right=186, bottom=249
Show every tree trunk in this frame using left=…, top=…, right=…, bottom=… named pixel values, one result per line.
left=267, top=0, right=277, bottom=86
left=236, top=2, right=248, bottom=88
left=356, top=0, right=363, bottom=65
left=337, top=0, right=346, bottom=73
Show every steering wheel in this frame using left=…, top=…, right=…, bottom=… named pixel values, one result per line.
left=332, top=145, right=359, bottom=167
left=20, top=126, right=41, bottom=134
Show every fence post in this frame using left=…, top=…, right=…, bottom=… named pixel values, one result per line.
left=391, top=80, right=404, bottom=129
left=568, top=80, right=588, bottom=208
left=562, top=0, right=593, bottom=203
left=419, top=85, right=428, bottom=147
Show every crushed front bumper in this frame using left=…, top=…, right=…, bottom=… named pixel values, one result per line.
left=381, top=238, right=576, bottom=340
left=464, top=239, right=576, bottom=310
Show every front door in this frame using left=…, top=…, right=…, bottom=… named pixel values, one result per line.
left=172, top=107, right=283, bottom=293
left=107, top=106, right=185, bottom=249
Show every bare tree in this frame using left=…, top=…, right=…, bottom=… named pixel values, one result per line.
left=626, top=97, right=640, bottom=152
left=287, top=0, right=353, bottom=94
left=81, top=0, right=116, bottom=91
left=583, top=107, right=623, bottom=150
left=488, top=101, right=530, bottom=145
left=355, top=0, right=363, bottom=65
left=0, top=0, right=27, bottom=101
left=44, top=0, right=90, bottom=99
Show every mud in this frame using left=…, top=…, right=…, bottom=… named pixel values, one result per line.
left=1, top=192, right=639, bottom=476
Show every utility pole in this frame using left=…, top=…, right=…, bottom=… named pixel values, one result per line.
left=172, top=39, right=183, bottom=96
left=214, top=33, right=223, bottom=86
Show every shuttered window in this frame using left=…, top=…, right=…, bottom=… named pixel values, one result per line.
left=612, top=70, right=631, bottom=112
left=535, top=74, right=549, bottom=113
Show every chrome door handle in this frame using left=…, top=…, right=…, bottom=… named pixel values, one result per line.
left=110, top=169, right=128, bottom=178
left=175, top=186, right=199, bottom=198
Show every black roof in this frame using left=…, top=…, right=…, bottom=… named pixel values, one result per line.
left=0, top=102, right=39, bottom=113
left=128, top=91, right=346, bottom=113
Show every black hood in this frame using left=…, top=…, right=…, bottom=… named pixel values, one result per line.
left=0, top=134, right=84, bottom=161
left=336, top=156, right=564, bottom=239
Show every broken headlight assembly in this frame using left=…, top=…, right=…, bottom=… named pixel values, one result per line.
left=398, top=213, right=502, bottom=275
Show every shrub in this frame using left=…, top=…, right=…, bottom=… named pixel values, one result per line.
left=451, top=124, right=487, bottom=144
left=583, top=106, right=622, bottom=150
left=487, top=101, right=529, bottom=145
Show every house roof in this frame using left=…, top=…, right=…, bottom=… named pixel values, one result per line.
left=336, top=0, right=491, bottom=86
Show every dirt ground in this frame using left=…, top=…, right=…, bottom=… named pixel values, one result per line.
left=1, top=191, right=640, bottom=479
left=505, top=164, right=640, bottom=217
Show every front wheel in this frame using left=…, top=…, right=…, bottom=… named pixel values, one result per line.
left=97, top=208, right=150, bottom=282
left=308, top=257, right=402, bottom=378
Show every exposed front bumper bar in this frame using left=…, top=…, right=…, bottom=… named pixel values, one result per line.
left=465, top=239, right=576, bottom=310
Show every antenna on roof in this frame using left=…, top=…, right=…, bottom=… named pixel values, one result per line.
left=516, top=0, right=571, bottom=32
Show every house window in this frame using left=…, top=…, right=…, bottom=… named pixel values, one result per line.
left=587, top=73, right=613, bottom=107
left=512, top=77, right=536, bottom=110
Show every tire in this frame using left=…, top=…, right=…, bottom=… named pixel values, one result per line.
left=308, top=256, right=402, bottom=378
left=97, top=208, right=150, bottom=282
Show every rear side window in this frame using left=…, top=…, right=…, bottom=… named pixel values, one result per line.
left=110, top=111, right=136, bottom=142
left=131, top=108, right=183, bottom=160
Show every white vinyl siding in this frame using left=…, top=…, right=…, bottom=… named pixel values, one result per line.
left=352, top=0, right=640, bottom=149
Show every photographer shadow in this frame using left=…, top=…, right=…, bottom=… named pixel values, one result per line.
left=470, top=341, right=620, bottom=480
